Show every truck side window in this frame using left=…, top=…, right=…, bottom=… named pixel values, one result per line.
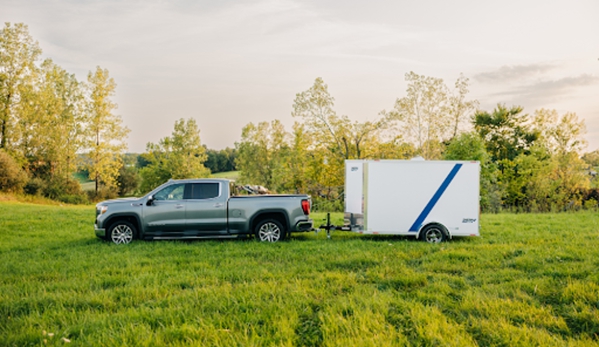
left=154, top=184, right=185, bottom=201
left=190, top=183, right=220, bottom=199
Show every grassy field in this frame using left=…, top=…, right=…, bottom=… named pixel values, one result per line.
left=72, top=172, right=95, bottom=192
left=1, top=203, right=599, bottom=346
left=211, top=171, right=240, bottom=180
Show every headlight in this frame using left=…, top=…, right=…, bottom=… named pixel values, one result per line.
left=98, top=205, right=108, bottom=214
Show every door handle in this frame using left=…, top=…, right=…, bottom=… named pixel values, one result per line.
left=214, top=203, right=224, bottom=208
left=175, top=204, right=184, bottom=209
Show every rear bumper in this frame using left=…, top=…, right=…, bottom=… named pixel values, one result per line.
left=295, top=220, right=313, bottom=232
left=94, top=224, right=105, bottom=238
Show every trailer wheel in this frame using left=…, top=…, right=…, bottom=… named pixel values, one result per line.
left=420, top=224, right=447, bottom=243
left=255, top=219, right=285, bottom=243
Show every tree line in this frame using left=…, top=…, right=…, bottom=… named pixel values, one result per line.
left=1, top=22, right=597, bottom=212
left=0, top=23, right=132, bottom=202
left=0, top=23, right=236, bottom=203
left=235, top=76, right=598, bottom=212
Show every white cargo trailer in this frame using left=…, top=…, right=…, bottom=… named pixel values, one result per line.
left=342, top=159, right=480, bottom=242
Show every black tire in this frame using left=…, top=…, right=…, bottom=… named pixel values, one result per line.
left=255, top=219, right=285, bottom=243
left=107, top=220, right=136, bottom=245
left=419, top=224, right=447, bottom=243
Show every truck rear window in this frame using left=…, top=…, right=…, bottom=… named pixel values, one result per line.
left=189, top=183, right=220, bottom=199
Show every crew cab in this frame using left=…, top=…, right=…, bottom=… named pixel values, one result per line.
left=94, top=179, right=313, bottom=244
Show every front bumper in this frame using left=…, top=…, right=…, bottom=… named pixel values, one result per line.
left=95, top=224, right=106, bottom=238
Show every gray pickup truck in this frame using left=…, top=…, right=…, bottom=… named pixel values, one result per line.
left=94, top=179, right=313, bottom=244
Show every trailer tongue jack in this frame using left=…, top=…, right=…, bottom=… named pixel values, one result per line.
left=317, top=213, right=352, bottom=239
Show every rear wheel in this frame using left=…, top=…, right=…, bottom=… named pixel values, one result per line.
left=419, top=224, right=447, bottom=243
left=255, top=219, right=284, bottom=243
left=107, top=221, right=136, bottom=245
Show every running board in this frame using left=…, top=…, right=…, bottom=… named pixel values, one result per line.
left=152, top=235, right=241, bottom=240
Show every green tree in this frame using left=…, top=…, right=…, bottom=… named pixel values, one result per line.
left=139, top=118, right=209, bottom=193
left=582, top=150, right=599, bottom=168
left=19, top=60, right=85, bottom=184
left=368, top=136, right=416, bottom=160
left=291, top=78, right=341, bottom=155
left=449, top=74, right=479, bottom=138
left=443, top=132, right=487, bottom=162
left=443, top=132, right=502, bottom=212
left=0, top=23, right=41, bottom=152
left=219, top=147, right=237, bottom=172
left=386, top=72, right=477, bottom=159
left=530, top=109, right=590, bottom=210
left=0, top=148, right=28, bottom=192
left=473, top=105, right=542, bottom=210
left=236, top=120, right=290, bottom=192
left=117, top=163, right=140, bottom=196
left=473, top=104, right=538, bottom=163
left=85, top=66, right=129, bottom=195
left=285, top=123, right=311, bottom=194
left=549, top=151, right=589, bottom=209
left=388, top=73, right=440, bottom=159
left=389, top=72, right=449, bottom=159
left=495, top=144, right=589, bottom=212
left=502, top=146, right=551, bottom=210
left=291, top=78, right=390, bottom=202
left=290, top=78, right=347, bottom=199
left=164, top=118, right=209, bottom=179
left=472, top=105, right=593, bottom=211
left=205, top=147, right=237, bottom=173
left=282, top=121, right=346, bottom=203
left=204, top=148, right=222, bottom=173
left=292, top=77, right=388, bottom=161
left=533, top=109, right=587, bottom=155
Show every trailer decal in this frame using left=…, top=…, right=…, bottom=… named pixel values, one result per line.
left=408, top=163, right=463, bottom=232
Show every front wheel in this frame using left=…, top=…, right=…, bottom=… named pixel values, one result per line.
left=419, top=224, right=447, bottom=243
left=255, top=219, right=285, bottom=243
left=107, top=221, right=136, bottom=245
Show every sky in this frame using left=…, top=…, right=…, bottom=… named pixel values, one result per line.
left=2, top=0, right=599, bottom=153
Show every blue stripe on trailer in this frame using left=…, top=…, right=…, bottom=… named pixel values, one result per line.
left=409, top=163, right=463, bottom=232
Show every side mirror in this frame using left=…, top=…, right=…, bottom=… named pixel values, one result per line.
left=146, top=195, right=154, bottom=206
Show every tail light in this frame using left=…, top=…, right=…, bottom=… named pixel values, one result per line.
left=301, top=199, right=310, bottom=215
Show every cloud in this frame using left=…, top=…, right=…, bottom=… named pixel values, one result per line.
left=5, top=0, right=598, bottom=151
left=493, top=74, right=599, bottom=101
left=475, top=61, right=599, bottom=113
left=474, top=63, right=558, bottom=83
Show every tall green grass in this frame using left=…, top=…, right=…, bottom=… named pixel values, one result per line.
left=1, top=203, right=598, bottom=346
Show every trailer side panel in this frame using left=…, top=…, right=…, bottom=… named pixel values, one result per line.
left=358, top=160, right=479, bottom=237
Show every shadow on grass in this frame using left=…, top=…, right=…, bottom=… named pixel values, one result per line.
left=295, top=232, right=478, bottom=243
left=97, top=236, right=256, bottom=245
left=76, top=231, right=479, bottom=247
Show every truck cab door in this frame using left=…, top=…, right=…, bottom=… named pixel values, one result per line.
left=143, top=183, right=186, bottom=235
left=185, top=182, right=227, bottom=234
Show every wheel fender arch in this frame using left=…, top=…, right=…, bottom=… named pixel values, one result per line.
left=104, top=213, right=142, bottom=238
left=249, top=209, right=290, bottom=231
